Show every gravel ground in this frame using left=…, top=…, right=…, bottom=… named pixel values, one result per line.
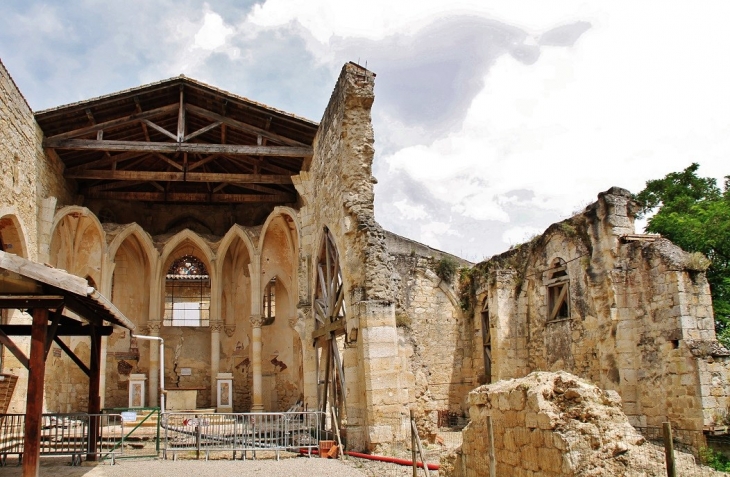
left=0, top=455, right=369, bottom=477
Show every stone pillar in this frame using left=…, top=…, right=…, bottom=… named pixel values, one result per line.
left=146, top=321, right=161, bottom=407
left=250, top=314, right=264, bottom=412
left=210, top=321, right=222, bottom=407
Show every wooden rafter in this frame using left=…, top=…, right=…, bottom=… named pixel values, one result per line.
left=185, top=104, right=307, bottom=147
left=44, top=138, right=313, bottom=157
left=67, top=169, right=293, bottom=184
left=44, top=104, right=179, bottom=141
left=84, top=191, right=296, bottom=203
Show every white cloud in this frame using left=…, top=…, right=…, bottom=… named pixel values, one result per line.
left=393, top=199, right=428, bottom=220
left=194, top=10, right=234, bottom=50
left=502, top=226, right=542, bottom=246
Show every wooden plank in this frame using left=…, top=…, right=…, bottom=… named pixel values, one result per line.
left=185, top=104, right=307, bottom=147
left=84, top=180, right=148, bottom=193
left=84, top=190, right=297, bottom=203
left=0, top=294, right=66, bottom=309
left=549, top=284, right=569, bottom=320
left=44, top=104, right=180, bottom=141
left=312, top=319, right=346, bottom=340
left=54, top=336, right=91, bottom=377
left=1, top=324, right=113, bottom=336
left=46, top=138, right=313, bottom=157
left=23, top=308, right=48, bottom=477
left=0, top=329, right=29, bottom=369
left=68, top=169, right=293, bottom=184
left=187, top=154, right=218, bottom=171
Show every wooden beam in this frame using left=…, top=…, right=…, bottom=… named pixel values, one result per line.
left=87, top=325, right=102, bottom=461
left=185, top=121, right=221, bottom=142
left=85, top=190, right=297, bottom=203
left=67, top=169, right=293, bottom=184
left=155, top=153, right=184, bottom=171
left=0, top=328, right=29, bottom=369
left=185, top=104, right=308, bottom=147
left=226, top=182, right=285, bottom=195
left=47, top=138, right=313, bottom=157
left=45, top=104, right=180, bottom=141
left=23, top=308, right=48, bottom=477
left=187, top=154, right=218, bottom=171
left=312, top=319, right=346, bottom=340
left=177, top=85, right=185, bottom=142
left=142, top=119, right=178, bottom=141
left=66, top=150, right=148, bottom=174
left=1, top=324, right=113, bottom=336
left=84, top=180, right=148, bottom=193
left=0, top=295, right=65, bottom=309
left=54, top=335, right=91, bottom=377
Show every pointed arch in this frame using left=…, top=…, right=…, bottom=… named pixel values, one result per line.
left=0, top=209, right=29, bottom=258
left=159, top=229, right=215, bottom=273
left=107, top=223, right=157, bottom=267
left=258, top=207, right=300, bottom=256
left=50, top=206, right=105, bottom=285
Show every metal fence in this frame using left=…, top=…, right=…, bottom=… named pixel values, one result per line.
left=103, top=407, right=160, bottom=459
left=161, top=411, right=322, bottom=460
left=0, top=413, right=125, bottom=466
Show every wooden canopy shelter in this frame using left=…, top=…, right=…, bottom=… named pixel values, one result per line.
left=34, top=76, right=318, bottom=205
left=0, top=250, right=134, bottom=477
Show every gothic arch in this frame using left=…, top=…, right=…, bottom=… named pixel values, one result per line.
left=0, top=210, right=29, bottom=258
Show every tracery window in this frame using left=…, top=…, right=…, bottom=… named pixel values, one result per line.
left=545, top=258, right=570, bottom=321
left=164, top=255, right=210, bottom=327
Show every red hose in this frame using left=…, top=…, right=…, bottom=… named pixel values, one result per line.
left=299, top=448, right=440, bottom=471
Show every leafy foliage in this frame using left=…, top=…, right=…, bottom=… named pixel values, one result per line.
left=700, top=446, right=730, bottom=472
left=435, top=256, right=459, bottom=283
left=635, top=163, right=730, bottom=338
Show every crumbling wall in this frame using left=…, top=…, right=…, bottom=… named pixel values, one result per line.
left=386, top=231, right=476, bottom=434
left=444, top=371, right=717, bottom=477
left=467, top=187, right=729, bottom=431
left=294, top=63, right=404, bottom=450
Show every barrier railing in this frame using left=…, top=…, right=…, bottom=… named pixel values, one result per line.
left=161, top=411, right=322, bottom=460
left=0, top=413, right=125, bottom=466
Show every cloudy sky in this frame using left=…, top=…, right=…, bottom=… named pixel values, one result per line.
left=2, top=1, right=728, bottom=261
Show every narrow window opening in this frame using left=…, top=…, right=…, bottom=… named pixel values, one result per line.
left=545, top=258, right=570, bottom=322
left=263, top=277, right=276, bottom=325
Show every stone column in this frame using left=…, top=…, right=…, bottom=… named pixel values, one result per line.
left=146, top=321, right=161, bottom=407
left=250, top=314, right=264, bottom=412
left=210, top=320, right=222, bottom=408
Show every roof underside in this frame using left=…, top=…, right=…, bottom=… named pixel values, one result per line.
left=35, top=77, right=318, bottom=204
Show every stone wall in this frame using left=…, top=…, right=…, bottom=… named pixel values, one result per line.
left=294, top=63, right=405, bottom=450
left=386, top=231, right=476, bottom=433
left=466, top=187, right=730, bottom=431
left=444, top=372, right=706, bottom=477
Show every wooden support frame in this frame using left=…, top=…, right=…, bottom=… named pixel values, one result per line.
left=23, top=308, right=48, bottom=477
left=0, top=328, right=30, bottom=369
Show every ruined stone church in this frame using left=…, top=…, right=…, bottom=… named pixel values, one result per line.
left=2, top=58, right=729, bottom=451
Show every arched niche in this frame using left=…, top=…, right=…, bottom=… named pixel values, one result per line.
left=260, top=276, right=302, bottom=411
left=105, top=231, right=154, bottom=408
left=49, top=208, right=104, bottom=286
left=0, top=213, right=28, bottom=259
left=158, top=236, right=213, bottom=406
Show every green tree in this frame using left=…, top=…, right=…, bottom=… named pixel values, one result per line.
left=635, top=163, right=730, bottom=341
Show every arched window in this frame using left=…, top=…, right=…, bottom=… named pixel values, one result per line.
left=263, top=277, right=276, bottom=324
left=164, top=255, right=210, bottom=327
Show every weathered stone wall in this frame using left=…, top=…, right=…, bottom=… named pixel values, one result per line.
left=385, top=231, right=476, bottom=433
left=294, top=63, right=404, bottom=450
left=468, top=187, right=729, bottom=431
left=443, top=372, right=708, bottom=477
